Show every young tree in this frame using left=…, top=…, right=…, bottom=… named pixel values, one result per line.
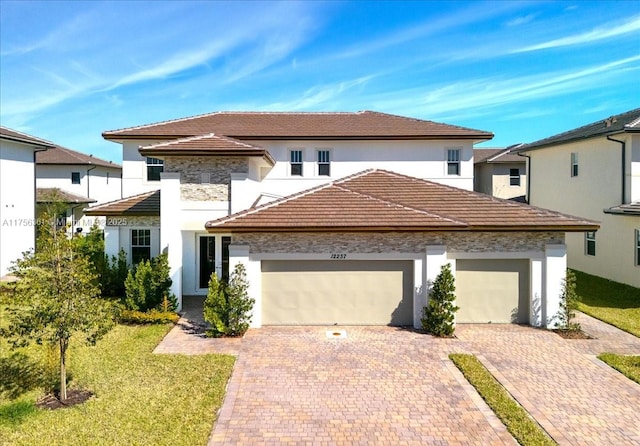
left=203, top=271, right=228, bottom=337
left=203, top=263, right=254, bottom=337
left=421, top=263, right=459, bottom=337
left=552, top=269, right=581, bottom=331
left=1, top=210, right=117, bottom=402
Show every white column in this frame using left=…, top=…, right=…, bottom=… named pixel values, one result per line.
left=412, top=258, right=425, bottom=329
left=530, top=258, right=543, bottom=327
left=160, top=172, right=183, bottom=311
left=104, top=225, right=120, bottom=258
left=228, top=243, right=262, bottom=328
left=544, top=244, right=567, bottom=328
left=424, top=245, right=449, bottom=326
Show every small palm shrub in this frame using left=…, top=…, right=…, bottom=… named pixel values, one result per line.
left=203, top=263, right=254, bottom=337
left=422, top=263, right=459, bottom=337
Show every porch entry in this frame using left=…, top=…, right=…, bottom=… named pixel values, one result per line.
left=198, top=236, right=231, bottom=289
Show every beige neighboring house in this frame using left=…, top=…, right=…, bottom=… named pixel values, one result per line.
left=518, top=108, right=640, bottom=287
left=474, top=145, right=526, bottom=201
left=0, top=127, right=54, bottom=279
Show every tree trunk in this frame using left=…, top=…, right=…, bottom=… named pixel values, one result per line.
left=59, top=337, right=68, bottom=401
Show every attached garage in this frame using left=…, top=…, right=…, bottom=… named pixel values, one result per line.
left=455, top=259, right=530, bottom=324
left=261, top=260, right=414, bottom=326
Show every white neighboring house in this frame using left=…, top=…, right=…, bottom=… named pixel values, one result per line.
left=36, top=146, right=122, bottom=233
left=474, top=145, right=527, bottom=201
left=518, top=108, right=640, bottom=287
left=86, top=111, right=597, bottom=328
left=0, top=127, right=55, bottom=279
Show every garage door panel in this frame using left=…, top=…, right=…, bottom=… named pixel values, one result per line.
left=262, top=260, right=413, bottom=326
left=455, top=259, right=529, bottom=324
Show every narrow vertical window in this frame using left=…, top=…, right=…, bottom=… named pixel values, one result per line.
left=585, top=231, right=596, bottom=256
left=71, top=172, right=81, bottom=184
left=290, top=150, right=303, bottom=176
left=635, top=229, right=640, bottom=267
left=146, top=157, right=164, bottom=181
left=447, top=149, right=461, bottom=175
left=317, top=150, right=330, bottom=176
left=509, top=168, right=521, bottom=186
left=131, top=229, right=151, bottom=264
left=571, top=153, right=578, bottom=177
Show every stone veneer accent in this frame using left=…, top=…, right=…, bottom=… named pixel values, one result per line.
left=231, top=231, right=565, bottom=254
left=164, top=156, right=249, bottom=202
left=105, top=216, right=160, bottom=227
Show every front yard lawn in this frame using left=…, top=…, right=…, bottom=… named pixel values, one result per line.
left=598, top=353, right=640, bottom=385
left=574, top=270, right=640, bottom=338
left=0, top=323, right=235, bottom=446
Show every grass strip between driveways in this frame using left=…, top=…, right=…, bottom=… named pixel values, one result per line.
left=598, top=353, right=640, bottom=385
left=0, top=322, right=235, bottom=446
left=449, top=354, right=556, bottom=446
left=573, top=270, right=640, bottom=338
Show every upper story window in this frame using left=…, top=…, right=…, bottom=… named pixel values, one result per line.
left=71, top=172, right=81, bottom=184
left=290, top=150, right=303, bottom=176
left=635, top=229, right=640, bottom=267
left=571, top=152, right=578, bottom=177
left=447, top=149, right=461, bottom=176
left=106, top=172, right=110, bottom=184
left=585, top=231, right=596, bottom=256
left=317, top=150, right=331, bottom=176
left=131, top=229, right=151, bottom=264
left=510, top=168, right=521, bottom=186
left=146, top=157, right=163, bottom=182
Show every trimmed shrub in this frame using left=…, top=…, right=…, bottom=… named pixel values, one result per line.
left=124, top=253, right=176, bottom=312
left=102, top=249, right=129, bottom=298
left=203, top=263, right=254, bottom=337
left=422, top=263, right=459, bottom=337
left=118, top=309, right=180, bottom=325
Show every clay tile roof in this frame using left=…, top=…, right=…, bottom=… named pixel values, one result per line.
left=520, top=108, right=640, bottom=151
left=474, top=146, right=525, bottom=164
left=138, top=133, right=275, bottom=164
left=36, top=188, right=96, bottom=204
left=0, top=126, right=55, bottom=148
left=206, top=169, right=599, bottom=233
left=604, top=202, right=640, bottom=216
left=103, top=111, right=493, bottom=141
left=36, top=145, right=121, bottom=168
left=84, top=190, right=159, bottom=216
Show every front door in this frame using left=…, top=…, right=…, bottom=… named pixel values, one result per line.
left=199, top=236, right=231, bottom=289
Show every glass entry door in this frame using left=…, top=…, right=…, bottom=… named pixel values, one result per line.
left=199, top=236, right=231, bottom=289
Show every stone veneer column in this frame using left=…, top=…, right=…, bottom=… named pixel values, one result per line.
left=160, top=172, right=183, bottom=311
left=228, top=243, right=262, bottom=328
left=544, top=244, right=567, bottom=328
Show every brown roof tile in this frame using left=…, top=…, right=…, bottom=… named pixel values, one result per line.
left=103, top=111, right=493, bottom=141
left=37, top=188, right=96, bottom=204
left=206, top=170, right=598, bottom=233
left=0, top=126, right=55, bottom=148
left=36, top=145, right=121, bottom=168
left=84, top=190, right=159, bottom=216
left=474, top=146, right=525, bottom=164
left=138, top=133, right=275, bottom=164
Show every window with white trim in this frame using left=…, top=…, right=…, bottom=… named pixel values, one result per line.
left=317, top=150, right=330, bottom=176
left=509, top=168, right=521, bottom=186
left=290, top=150, right=303, bottom=176
left=585, top=231, right=596, bottom=256
left=131, top=229, right=151, bottom=264
left=71, top=172, right=81, bottom=184
left=146, top=157, right=163, bottom=181
left=571, top=152, right=578, bottom=177
left=635, top=229, right=640, bottom=267
left=447, top=149, right=461, bottom=175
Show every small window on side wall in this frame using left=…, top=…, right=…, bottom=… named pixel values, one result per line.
left=290, top=150, right=303, bottom=176
left=317, top=150, right=330, bottom=176
left=571, top=153, right=578, bottom=177
left=635, top=229, right=640, bottom=267
left=71, top=172, right=81, bottom=184
left=447, top=149, right=461, bottom=176
left=509, top=168, right=520, bottom=186
left=131, top=229, right=151, bottom=264
left=146, top=157, right=163, bottom=182
left=585, top=231, right=596, bottom=256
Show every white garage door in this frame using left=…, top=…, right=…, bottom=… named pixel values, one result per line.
left=455, top=259, right=529, bottom=324
left=261, top=260, right=413, bottom=326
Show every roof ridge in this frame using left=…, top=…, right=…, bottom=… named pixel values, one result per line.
left=140, top=132, right=260, bottom=150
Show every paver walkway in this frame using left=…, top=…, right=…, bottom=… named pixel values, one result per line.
left=155, top=301, right=640, bottom=445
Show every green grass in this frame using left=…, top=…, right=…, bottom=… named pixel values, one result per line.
left=0, top=323, right=235, bottom=446
left=598, top=353, right=640, bottom=385
left=449, top=354, right=556, bottom=446
left=573, top=270, right=640, bottom=337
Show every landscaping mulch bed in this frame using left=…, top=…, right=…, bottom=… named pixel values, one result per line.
left=37, top=389, right=94, bottom=410
left=553, top=329, right=592, bottom=339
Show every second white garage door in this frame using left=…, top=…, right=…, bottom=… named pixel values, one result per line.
left=261, top=260, right=414, bottom=326
left=455, top=259, right=530, bottom=324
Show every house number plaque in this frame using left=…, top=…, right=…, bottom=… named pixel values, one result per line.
left=330, top=253, right=347, bottom=260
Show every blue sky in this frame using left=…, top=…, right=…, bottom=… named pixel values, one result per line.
left=1, top=0, right=639, bottom=163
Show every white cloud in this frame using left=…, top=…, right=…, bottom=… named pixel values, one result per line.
left=506, top=13, right=537, bottom=27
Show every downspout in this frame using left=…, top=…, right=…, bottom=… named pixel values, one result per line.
left=86, top=165, right=97, bottom=200
left=606, top=135, right=626, bottom=204
left=517, top=152, right=531, bottom=204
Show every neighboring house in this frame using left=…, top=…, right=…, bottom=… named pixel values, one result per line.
left=0, top=127, right=55, bottom=278
left=518, top=108, right=640, bottom=287
left=474, top=145, right=526, bottom=201
left=86, top=111, right=597, bottom=328
left=36, top=188, right=96, bottom=235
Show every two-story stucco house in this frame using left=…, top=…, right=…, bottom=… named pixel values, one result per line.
left=36, top=146, right=122, bottom=233
left=86, top=111, right=597, bottom=328
left=0, top=127, right=54, bottom=279
left=474, top=145, right=527, bottom=201
left=518, top=108, right=640, bottom=287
